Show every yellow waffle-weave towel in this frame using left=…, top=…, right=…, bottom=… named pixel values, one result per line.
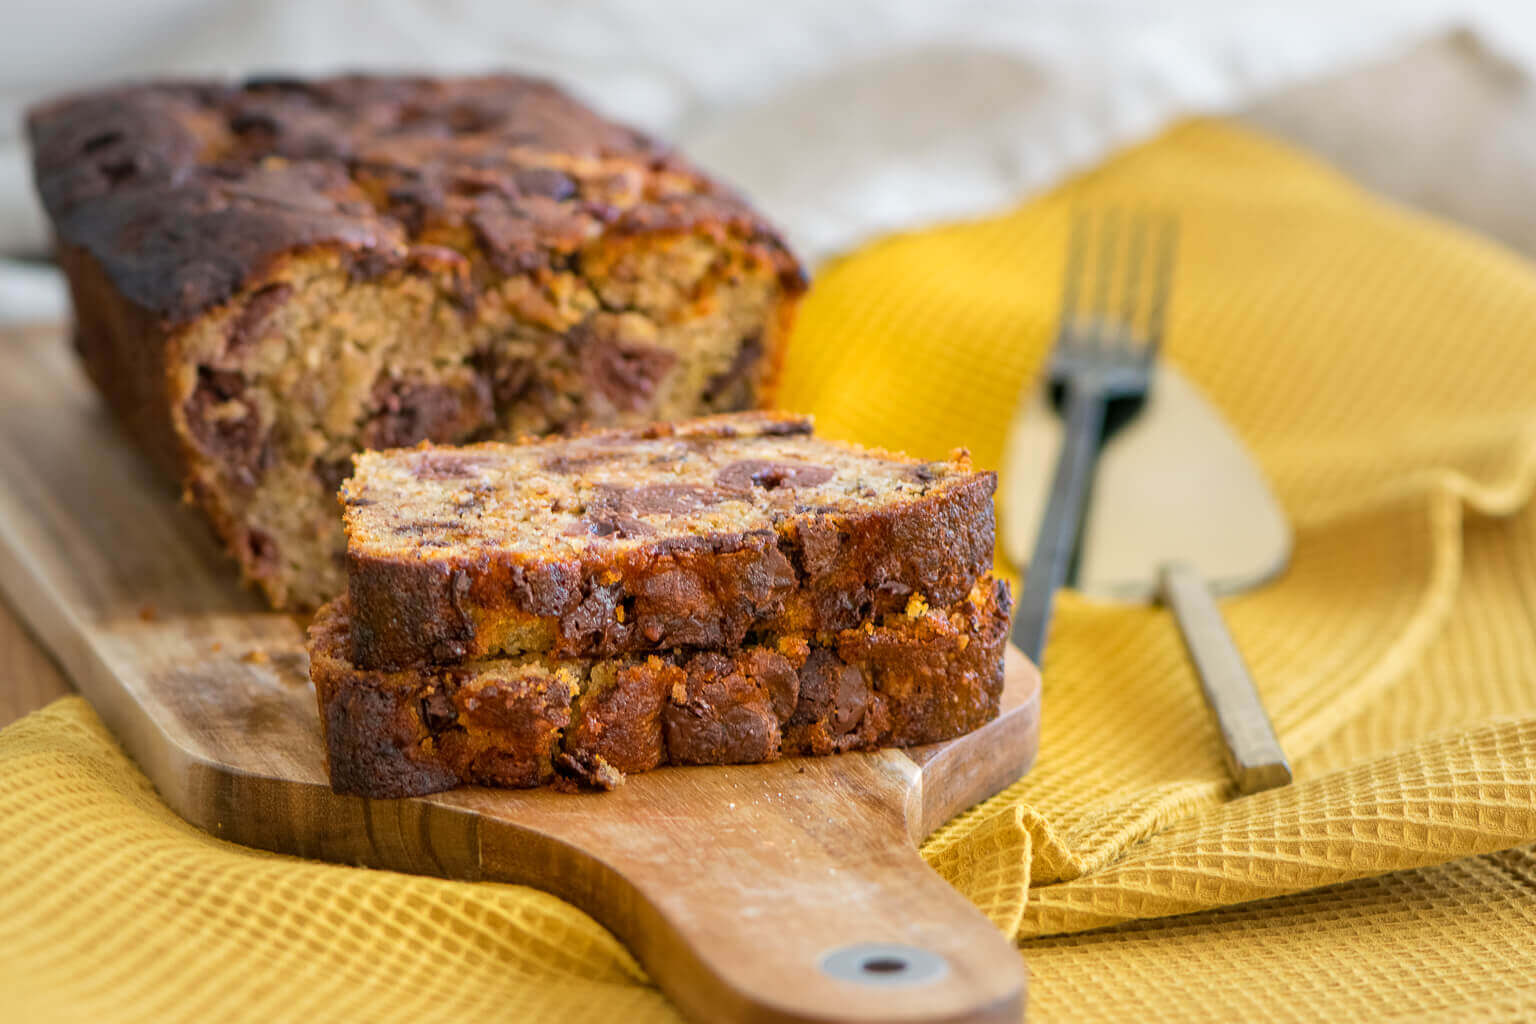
left=6, top=119, right=1536, bottom=1022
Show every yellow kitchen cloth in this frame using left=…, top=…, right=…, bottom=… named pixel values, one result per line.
left=5, top=117, right=1536, bottom=1023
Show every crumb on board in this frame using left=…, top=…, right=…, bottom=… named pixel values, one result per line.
left=241, top=649, right=269, bottom=665
left=210, top=642, right=223, bottom=653
left=138, top=603, right=157, bottom=622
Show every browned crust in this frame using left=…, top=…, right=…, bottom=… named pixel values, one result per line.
left=308, top=576, right=1010, bottom=798
left=344, top=418, right=998, bottom=670
left=58, top=241, right=190, bottom=484
left=28, top=75, right=804, bottom=323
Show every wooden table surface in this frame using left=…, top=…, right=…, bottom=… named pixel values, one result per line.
left=6, top=34, right=1536, bottom=732
left=0, top=601, right=72, bottom=726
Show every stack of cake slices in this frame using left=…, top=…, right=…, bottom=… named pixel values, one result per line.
left=307, top=412, right=1011, bottom=797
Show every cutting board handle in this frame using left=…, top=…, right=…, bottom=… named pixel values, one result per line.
left=432, top=650, right=1040, bottom=1024
left=462, top=750, right=1025, bottom=1024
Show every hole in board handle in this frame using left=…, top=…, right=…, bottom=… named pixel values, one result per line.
left=819, top=943, right=949, bottom=987
left=861, top=957, right=908, bottom=975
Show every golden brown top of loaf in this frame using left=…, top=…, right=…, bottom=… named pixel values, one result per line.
left=27, top=74, right=803, bottom=323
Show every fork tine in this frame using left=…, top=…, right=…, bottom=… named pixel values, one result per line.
left=1088, top=207, right=1120, bottom=349
left=1117, top=211, right=1147, bottom=352
left=1056, top=208, right=1089, bottom=346
left=1142, top=214, right=1179, bottom=363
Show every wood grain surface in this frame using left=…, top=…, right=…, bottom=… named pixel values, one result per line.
left=0, top=323, right=1040, bottom=1024
left=0, top=603, right=71, bottom=725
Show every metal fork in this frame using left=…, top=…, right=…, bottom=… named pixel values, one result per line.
left=1010, top=210, right=1178, bottom=661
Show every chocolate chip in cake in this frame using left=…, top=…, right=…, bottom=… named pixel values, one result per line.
left=420, top=687, right=459, bottom=732
left=600, top=483, right=725, bottom=517
left=702, top=332, right=763, bottom=407
left=564, top=511, right=655, bottom=539
left=185, top=366, right=267, bottom=486
left=541, top=451, right=616, bottom=475
left=791, top=649, right=873, bottom=737
left=409, top=452, right=495, bottom=480
left=361, top=372, right=494, bottom=450
left=226, top=282, right=292, bottom=355
left=715, top=459, right=834, bottom=492
left=471, top=346, right=536, bottom=409
left=582, top=338, right=677, bottom=412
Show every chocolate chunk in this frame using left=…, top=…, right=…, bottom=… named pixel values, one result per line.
left=541, top=451, right=616, bottom=474
left=743, top=648, right=800, bottom=722
left=361, top=372, right=494, bottom=450
left=409, top=452, right=495, bottom=480
left=582, top=338, right=677, bottom=413
left=715, top=459, right=834, bottom=492
left=420, top=687, right=459, bottom=732
left=226, top=282, right=292, bottom=355
left=598, top=483, right=725, bottom=517
left=562, top=581, right=626, bottom=648
left=789, top=649, right=873, bottom=737
left=564, top=512, right=655, bottom=539
left=664, top=652, right=781, bottom=764
left=702, top=332, right=763, bottom=407
left=553, top=751, right=625, bottom=790
left=185, top=366, right=267, bottom=488
left=470, top=346, right=536, bottom=408
left=911, top=463, right=939, bottom=483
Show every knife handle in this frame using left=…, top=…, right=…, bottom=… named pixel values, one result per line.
left=1011, top=382, right=1106, bottom=662
left=1160, top=560, right=1292, bottom=794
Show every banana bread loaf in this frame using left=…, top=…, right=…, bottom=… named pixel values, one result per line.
left=27, top=74, right=804, bottom=609
left=309, top=575, right=1010, bottom=797
left=342, top=412, right=998, bottom=669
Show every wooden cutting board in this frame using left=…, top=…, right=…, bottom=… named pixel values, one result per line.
left=0, top=325, right=1040, bottom=1024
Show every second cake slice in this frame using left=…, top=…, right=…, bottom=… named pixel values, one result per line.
left=342, top=412, right=998, bottom=669
left=311, top=576, right=1011, bottom=797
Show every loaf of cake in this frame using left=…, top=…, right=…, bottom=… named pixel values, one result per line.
left=310, top=576, right=1010, bottom=797
left=27, top=74, right=804, bottom=609
left=341, top=413, right=999, bottom=669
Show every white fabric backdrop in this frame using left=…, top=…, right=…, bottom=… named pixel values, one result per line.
left=3, top=0, right=1534, bottom=322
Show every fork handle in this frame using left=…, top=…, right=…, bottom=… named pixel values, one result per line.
left=1160, top=561, right=1292, bottom=794
left=1011, top=381, right=1106, bottom=662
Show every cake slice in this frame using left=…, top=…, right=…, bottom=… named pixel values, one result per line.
left=309, top=575, right=1010, bottom=797
left=342, top=412, right=998, bottom=669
